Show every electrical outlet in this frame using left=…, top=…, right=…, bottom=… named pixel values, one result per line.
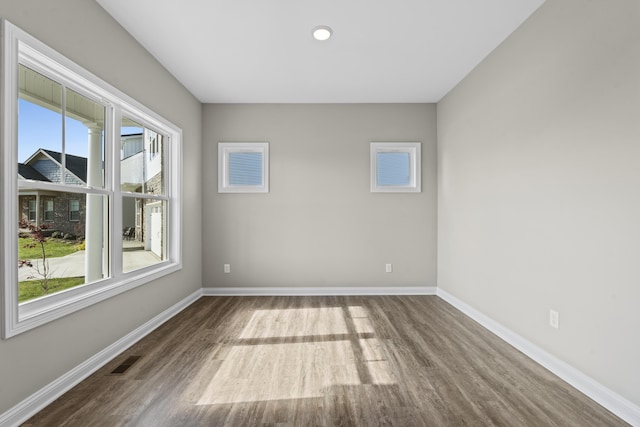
left=385, top=263, right=393, bottom=273
left=549, top=309, right=559, bottom=329
left=224, top=264, right=231, bottom=274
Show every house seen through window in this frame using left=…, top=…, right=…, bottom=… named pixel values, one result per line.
left=17, top=67, right=166, bottom=300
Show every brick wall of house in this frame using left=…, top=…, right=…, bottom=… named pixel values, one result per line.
left=19, top=193, right=86, bottom=238
left=145, top=171, right=163, bottom=195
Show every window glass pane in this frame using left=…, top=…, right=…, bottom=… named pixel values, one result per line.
left=18, top=193, right=108, bottom=303
left=18, top=65, right=63, bottom=182
left=43, top=199, right=54, bottom=221
left=228, top=152, right=263, bottom=186
left=377, top=152, right=410, bottom=186
left=122, top=198, right=166, bottom=272
left=145, top=130, right=164, bottom=195
left=120, top=117, right=164, bottom=195
left=28, top=199, right=37, bottom=221
left=17, top=66, right=106, bottom=189
left=64, top=88, right=105, bottom=187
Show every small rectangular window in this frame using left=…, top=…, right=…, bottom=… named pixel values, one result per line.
left=28, top=199, right=36, bottom=221
left=44, top=199, right=54, bottom=221
left=218, top=142, right=269, bottom=193
left=370, top=142, right=421, bottom=192
left=149, top=133, right=161, bottom=160
left=69, top=199, right=80, bottom=221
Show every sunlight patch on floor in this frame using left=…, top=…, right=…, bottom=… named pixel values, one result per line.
left=239, top=307, right=349, bottom=339
left=360, top=338, right=396, bottom=384
left=197, top=340, right=359, bottom=404
left=197, top=306, right=396, bottom=405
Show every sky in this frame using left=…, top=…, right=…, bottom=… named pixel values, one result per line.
left=18, top=99, right=90, bottom=162
left=18, top=99, right=144, bottom=163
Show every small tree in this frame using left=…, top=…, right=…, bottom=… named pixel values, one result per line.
left=18, top=220, right=52, bottom=294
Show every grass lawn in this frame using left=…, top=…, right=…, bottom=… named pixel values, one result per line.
left=19, top=277, right=85, bottom=302
left=18, top=237, right=81, bottom=259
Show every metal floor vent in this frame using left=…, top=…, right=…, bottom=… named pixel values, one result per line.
left=111, top=356, right=141, bottom=375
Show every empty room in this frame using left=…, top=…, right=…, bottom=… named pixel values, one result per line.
left=0, top=0, right=638, bottom=426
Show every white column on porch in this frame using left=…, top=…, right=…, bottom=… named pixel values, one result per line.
left=85, top=126, right=103, bottom=282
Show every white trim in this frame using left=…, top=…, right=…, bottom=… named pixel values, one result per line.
left=14, top=263, right=182, bottom=334
left=202, top=285, right=437, bottom=296
left=1, top=19, right=21, bottom=343
left=0, top=289, right=202, bottom=427
left=436, top=288, right=640, bottom=426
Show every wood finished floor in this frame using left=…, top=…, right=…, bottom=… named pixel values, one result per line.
left=24, top=296, right=626, bottom=426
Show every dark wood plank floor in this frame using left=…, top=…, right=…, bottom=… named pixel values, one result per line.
left=24, top=296, right=626, bottom=426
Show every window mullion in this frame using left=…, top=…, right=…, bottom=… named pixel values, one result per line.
left=18, top=180, right=111, bottom=195
left=111, top=106, right=123, bottom=279
left=61, top=85, right=67, bottom=185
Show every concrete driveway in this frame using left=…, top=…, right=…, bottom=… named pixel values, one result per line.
left=19, top=249, right=161, bottom=282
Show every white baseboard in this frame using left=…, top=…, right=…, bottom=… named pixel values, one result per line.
left=202, top=285, right=437, bottom=296
left=436, top=288, right=640, bottom=427
left=0, top=289, right=202, bottom=427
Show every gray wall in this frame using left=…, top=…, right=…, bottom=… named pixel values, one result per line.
left=437, top=0, right=640, bottom=406
left=202, top=104, right=437, bottom=289
left=0, top=0, right=202, bottom=414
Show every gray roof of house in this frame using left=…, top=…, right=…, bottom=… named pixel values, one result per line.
left=18, top=163, right=51, bottom=182
left=41, top=149, right=87, bottom=183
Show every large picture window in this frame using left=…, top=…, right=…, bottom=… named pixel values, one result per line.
left=1, top=21, right=182, bottom=338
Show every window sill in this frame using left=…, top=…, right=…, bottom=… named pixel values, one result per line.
left=6, top=261, right=181, bottom=338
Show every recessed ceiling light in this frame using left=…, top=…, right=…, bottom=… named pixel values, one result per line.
left=312, top=26, right=332, bottom=41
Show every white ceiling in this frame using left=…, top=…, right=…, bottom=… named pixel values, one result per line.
left=96, top=0, right=545, bottom=103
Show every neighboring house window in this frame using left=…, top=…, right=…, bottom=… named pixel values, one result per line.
left=370, top=142, right=421, bottom=192
left=69, top=199, right=80, bottom=221
left=218, top=142, right=269, bottom=193
left=44, top=199, right=54, bottom=221
left=1, top=21, right=182, bottom=338
left=149, top=132, right=161, bottom=161
left=28, top=199, right=36, bottom=221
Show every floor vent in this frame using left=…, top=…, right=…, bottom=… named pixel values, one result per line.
left=110, top=356, right=141, bottom=375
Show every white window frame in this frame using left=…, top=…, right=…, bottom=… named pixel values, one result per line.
left=1, top=20, right=183, bottom=338
left=218, top=142, right=269, bottom=193
left=370, top=142, right=421, bottom=193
